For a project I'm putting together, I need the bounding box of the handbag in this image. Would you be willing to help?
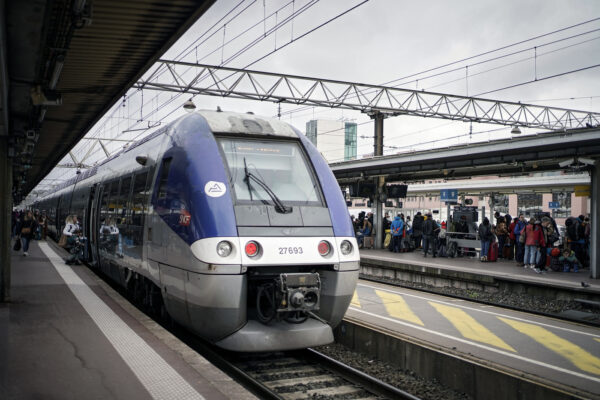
[21,227,31,235]
[58,234,68,248]
[13,239,21,251]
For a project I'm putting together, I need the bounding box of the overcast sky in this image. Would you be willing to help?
[40,0,600,188]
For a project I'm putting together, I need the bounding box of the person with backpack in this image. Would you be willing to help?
[513,214,526,266]
[534,218,550,273]
[566,215,586,268]
[390,214,404,253]
[478,217,493,262]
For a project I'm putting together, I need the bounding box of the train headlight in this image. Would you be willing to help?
[318,240,331,256]
[216,241,232,257]
[245,240,260,257]
[340,240,353,255]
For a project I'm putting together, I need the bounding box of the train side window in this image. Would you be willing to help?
[131,172,148,227]
[108,180,120,214]
[157,158,172,199]
[118,176,132,225]
[128,171,149,260]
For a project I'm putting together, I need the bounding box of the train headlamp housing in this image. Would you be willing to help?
[216,241,232,257]
[340,240,353,255]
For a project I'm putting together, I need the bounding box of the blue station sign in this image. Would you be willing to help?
[440,189,458,203]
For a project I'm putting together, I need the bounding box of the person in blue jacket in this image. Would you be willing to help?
[390,214,404,253]
[513,214,526,266]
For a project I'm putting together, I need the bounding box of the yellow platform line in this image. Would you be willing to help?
[499,317,600,376]
[430,302,516,352]
[375,290,424,326]
[351,291,361,308]
[595,338,600,344]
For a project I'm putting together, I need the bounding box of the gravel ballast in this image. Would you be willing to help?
[315,343,471,400]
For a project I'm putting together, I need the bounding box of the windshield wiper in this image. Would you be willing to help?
[244,158,293,214]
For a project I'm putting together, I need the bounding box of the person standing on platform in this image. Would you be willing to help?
[390,214,404,253]
[478,217,492,261]
[524,218,545,269]
[413,212,424,249]
[514,214,526,266]
[494,217,507,259]
[17,210,38,256]
[422,213,438,257]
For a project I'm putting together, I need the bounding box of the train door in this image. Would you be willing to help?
[88,184,99,266]
[54,195,62,236]
[95,182,111,272]
[147,158,171,263]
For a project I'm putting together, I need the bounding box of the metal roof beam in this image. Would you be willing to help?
[136,61,600,131]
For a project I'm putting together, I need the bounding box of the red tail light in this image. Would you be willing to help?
[245,241,259,257]
[318,240,331,256]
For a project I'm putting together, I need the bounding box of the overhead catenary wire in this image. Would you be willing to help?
[57,0,370,176]
[278,18,600,118]
[116,0,370,145]
[81,0,310,154]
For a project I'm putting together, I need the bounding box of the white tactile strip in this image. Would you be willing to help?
[39,242,205,400]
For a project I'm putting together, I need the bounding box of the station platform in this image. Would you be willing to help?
[0,240,256,400]
[359,248,599,297]
[346,279,600,399]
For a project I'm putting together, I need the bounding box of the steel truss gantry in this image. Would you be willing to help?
[136,60,600,131]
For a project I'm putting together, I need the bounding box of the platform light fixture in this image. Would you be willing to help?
[511,126,522,135]
[183,98,196,112]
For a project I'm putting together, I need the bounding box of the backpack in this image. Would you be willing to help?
[519,227,526,243]
[565,217,580,241]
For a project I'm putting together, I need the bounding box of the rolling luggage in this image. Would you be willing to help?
[487,241,498,262]
[363,236,374,249]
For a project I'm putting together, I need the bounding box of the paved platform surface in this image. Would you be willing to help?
[348,279,600,398]
[359,248,599,293]
[0,240,255,400]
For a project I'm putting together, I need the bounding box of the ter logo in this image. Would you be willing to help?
[179,209,191,226]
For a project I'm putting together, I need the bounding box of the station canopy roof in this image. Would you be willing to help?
[3,0,214,201]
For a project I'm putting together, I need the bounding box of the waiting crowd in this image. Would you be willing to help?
[352,210,590,274]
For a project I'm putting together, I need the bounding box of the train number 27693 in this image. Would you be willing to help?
[279,246,303,255]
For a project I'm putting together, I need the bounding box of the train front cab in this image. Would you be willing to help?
[151,111,359,352]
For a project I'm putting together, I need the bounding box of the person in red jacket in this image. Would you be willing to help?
[522,219,546,269]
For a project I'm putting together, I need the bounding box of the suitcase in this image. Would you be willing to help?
[549,256,562,272]
[502,242,514,260]
[363,236,374,249]
[487,242,498,262]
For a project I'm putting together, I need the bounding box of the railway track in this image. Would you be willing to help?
[186,334,420,400]
[231,349,420,400]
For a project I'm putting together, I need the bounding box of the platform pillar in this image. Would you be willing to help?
[0,136,11,302]
[590,164,599,279]
[372,112,384,249]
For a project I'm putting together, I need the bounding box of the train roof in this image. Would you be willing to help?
[197,110,297,138]
[40,111,299,197]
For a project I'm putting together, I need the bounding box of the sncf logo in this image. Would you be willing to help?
[204,181,226,198]
[179,209,191,226]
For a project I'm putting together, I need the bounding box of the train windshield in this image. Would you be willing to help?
[218,138,322,206]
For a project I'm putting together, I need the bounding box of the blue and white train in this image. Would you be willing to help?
[34,110,359,352]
